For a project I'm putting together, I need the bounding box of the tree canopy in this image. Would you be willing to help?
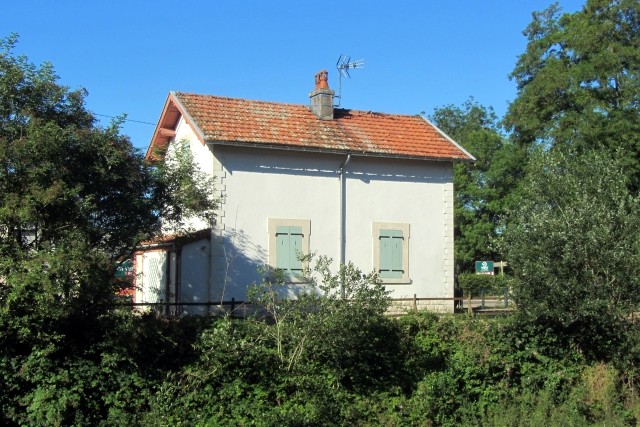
[431,99,527,273]
[504,0,640,183]
[499,0,640,355]
[0,34,215,264]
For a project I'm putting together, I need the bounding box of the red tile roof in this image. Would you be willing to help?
[146,92,474,162]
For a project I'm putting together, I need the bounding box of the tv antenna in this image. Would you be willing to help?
[335,54,364,107]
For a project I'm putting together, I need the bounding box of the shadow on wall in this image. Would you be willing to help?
[215,226,266,303]
[218,145,450,185]
[216,226,321,304]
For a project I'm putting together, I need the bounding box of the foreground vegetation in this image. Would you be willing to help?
[140,306,640,426]
[5,280,640,426]
[3,256,640,426]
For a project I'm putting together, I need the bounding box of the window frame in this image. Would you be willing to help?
[268,218,311,282]
[372,222,410,284]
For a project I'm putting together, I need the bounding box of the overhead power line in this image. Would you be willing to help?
[94,113,156,126]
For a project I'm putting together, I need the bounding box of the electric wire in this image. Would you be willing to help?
[93,113,155,126]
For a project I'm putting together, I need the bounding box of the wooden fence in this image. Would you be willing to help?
[122,292,513,317]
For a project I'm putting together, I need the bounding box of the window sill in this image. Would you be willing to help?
[268,269,310,285]
[380,277,412,285]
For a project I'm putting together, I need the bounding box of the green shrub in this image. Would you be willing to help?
[145,255,401,425]
[458,273,513,297]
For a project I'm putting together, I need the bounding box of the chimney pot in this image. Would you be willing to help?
[315,70,330,90]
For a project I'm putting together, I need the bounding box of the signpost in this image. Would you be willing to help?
[475,260,494,275]
[115,260,135,302]
[115,259,133,279]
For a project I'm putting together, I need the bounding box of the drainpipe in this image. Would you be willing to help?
[338,154,352,299]
[207,228,213,316]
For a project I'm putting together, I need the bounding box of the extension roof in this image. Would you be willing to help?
[146,91,474,162]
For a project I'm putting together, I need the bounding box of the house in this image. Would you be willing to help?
[135,70,474,314]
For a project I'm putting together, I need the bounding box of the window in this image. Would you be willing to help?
[373,222,410,283]
[268,219,310,280]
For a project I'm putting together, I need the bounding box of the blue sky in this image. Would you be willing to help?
[3,1,585,149]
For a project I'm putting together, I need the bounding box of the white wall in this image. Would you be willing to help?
[210,145,455,305]
[344,157,454,300]
[209,146,341,302]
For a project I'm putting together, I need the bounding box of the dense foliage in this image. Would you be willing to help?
[430,100,527,272]
[142,308,640,427]
[457,272,513,298]
[443,0,640,273]
[504,0,640,185]
[7,301,640,426]
[6,251,639,426]
[500,149,640,359]
[0,35,216,426]
[497,0,640,364]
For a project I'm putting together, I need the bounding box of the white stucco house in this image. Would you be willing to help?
[134,70,474,314]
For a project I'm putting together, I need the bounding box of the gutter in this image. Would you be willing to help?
[206,139,470,162]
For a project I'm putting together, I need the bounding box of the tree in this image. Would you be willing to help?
[0,34,216,425]
[0,35,215,263]
[430,99,527,272]
[500,149,640,358]
[0,32,215,346]
[500,0,640,360]
[504,0,640,185]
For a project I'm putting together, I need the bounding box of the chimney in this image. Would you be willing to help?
[309,70,334,120]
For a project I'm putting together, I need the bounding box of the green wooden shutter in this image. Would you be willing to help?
[379,233,391,275]
[379,229,403,278]
[289,226,303,277]
[275,225,304,278]
[275,226,290,270]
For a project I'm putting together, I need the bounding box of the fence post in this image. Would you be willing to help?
[231,297,235,314]
[413,294,417,311]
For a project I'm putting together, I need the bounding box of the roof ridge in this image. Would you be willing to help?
[175,92,305,108]
[175,91,421,118]
[334,108,420,119]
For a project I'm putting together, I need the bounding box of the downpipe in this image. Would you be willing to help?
[338,154,352,299]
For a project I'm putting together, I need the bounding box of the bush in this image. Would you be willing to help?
[145,255,402,425]
[500,149,640,359]
[458,273,513,297]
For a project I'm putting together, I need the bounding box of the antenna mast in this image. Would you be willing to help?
[335,54,364,107]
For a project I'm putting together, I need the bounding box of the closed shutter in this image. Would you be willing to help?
[276,226,290,270]
[379,229,403,278]
[276,226,304,277]
[289,226,303,276]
